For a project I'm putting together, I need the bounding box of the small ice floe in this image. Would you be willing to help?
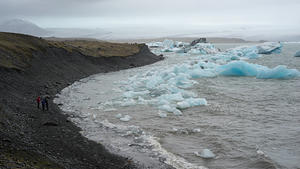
[256,150,266,156]
[159,104,182,116]
[92,114,97,119]
[173,109,183,116]
[104,108,117,112]
[120,115,132,122]
[194,149,216,159]
[158,111,167,118]
[256,146,267,157]
[172,127,178,132]
[256,42,282,54]
[294,51,300,57]
[176,98,207,109]
[192,128,201,133]
[115,113,122,118]
[82,97,91,101]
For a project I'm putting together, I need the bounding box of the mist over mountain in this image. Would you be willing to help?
[0,19,50,36]
[0,19,299,42]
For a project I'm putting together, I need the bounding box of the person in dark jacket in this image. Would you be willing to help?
[45,97,49,111]
[41,97,46,111]
[36,96,41,109]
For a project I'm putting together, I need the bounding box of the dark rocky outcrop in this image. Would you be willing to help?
[190,38,207,46]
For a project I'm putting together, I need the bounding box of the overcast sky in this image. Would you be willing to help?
[0,0,299,28]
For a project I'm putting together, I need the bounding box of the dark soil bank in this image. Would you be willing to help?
[0,34,164,168]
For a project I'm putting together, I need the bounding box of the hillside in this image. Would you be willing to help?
[0,32,145,70]
[0,32,166,169]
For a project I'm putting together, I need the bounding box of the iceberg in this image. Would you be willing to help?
[217,61,300,79]
[217,61,259,76]
[177,98,207,109]
[106,40,296,118]
[162,39,175,49]
[159,104,175,112]
[294,51,300,57]
[172,47,185,53]
[158,111,167,118]
[256,42,282,54]
[158,104,182,115]
[158,39,219,55]
[194,149,215,159]
[146,42,163,48]
[120,115,132,122]
[115,113,122,118]
[173,108,183,116]
[188,43,219,55]
[192,128,201,133]
[211,42,282,62]
[161,48,173,52]
[256,65,300,79]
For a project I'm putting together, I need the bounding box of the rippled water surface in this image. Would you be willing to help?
[55,43,300,169]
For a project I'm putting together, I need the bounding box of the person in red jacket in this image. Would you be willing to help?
[36,96,41,109]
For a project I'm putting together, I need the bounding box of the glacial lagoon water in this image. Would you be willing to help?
[55,42,300,169]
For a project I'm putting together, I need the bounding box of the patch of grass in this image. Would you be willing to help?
[48,40,141,57]
[0,32,142,70]
[0,32,49,69]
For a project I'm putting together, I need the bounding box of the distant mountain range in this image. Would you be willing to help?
[0,19,299,42]
[0,19,50,36]
[0,19,111,39]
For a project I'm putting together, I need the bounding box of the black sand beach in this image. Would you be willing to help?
[0,32,166,168]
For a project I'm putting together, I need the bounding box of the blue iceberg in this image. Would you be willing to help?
[294,51,300,57]
[257,65,300,79]
[217,61,260,76]
[211,42,282,62]
[217,61,300,79]
[256,42,282,54]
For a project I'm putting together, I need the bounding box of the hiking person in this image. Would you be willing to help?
[36,96,41,109]
[45,96,49,111]
[41,96,46,111]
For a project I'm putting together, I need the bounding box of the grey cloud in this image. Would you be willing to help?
[0,0,299,28]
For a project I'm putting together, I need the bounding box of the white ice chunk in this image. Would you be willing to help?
[158,111,168,118]
[159,93,184,102]
[120,115,132,122]
[172,47,185,53]
[195,149,216,159]
[192,128,201,132]
[177,98,207,109]
[162,39,175,48]
[159,104,174,112]
[121,99,136,106]
[115,113,122,118]
[104,108,117,112]
[257,42,282,54]
[172,108,183,116]
[256,150,265,156]
[123,90,150,98]
[146,41,163,48]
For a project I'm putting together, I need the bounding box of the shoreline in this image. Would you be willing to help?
[0,32,169,168]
